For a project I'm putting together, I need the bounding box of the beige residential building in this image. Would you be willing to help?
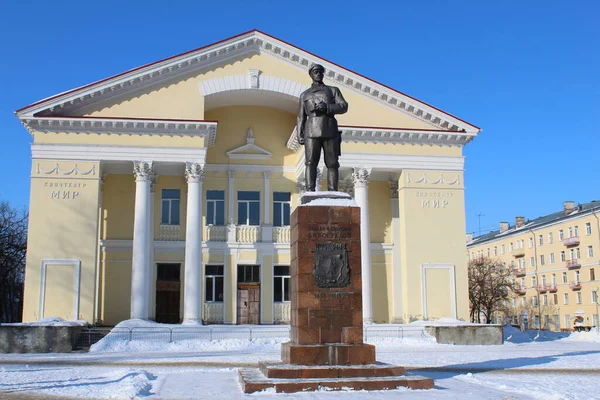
[17,30,479,326]
[467,201,600,330]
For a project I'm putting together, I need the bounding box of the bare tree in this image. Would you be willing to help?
[468,257,515,323]
[0,201,28,322]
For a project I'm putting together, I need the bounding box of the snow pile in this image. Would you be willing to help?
[91,336,284,353]
[2,317,88,327]
[503,325,570,343]
[564,329,600,343]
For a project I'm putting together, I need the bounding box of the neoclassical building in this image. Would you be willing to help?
[17,30,479,326]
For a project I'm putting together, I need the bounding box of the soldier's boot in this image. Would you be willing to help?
[306,164,317,192]
[327,168,339,191]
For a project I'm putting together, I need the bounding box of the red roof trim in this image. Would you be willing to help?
[17,29,479,131]
[29,115,219,123]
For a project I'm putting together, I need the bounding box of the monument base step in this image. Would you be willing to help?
[281,341,376,365]
[238,363,434,393]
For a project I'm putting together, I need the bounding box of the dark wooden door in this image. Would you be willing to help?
[155,263,181,323]
[237,285,260,324]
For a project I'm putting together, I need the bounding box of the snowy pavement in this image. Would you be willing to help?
[1,327,600,399]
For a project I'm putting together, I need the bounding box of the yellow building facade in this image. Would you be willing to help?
[17,30,479,326]
[467,201,600,330]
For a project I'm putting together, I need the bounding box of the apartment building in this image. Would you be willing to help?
[467,201,600,331]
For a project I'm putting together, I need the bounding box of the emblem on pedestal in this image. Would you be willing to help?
[312,243,350,288]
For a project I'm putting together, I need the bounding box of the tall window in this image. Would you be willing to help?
[161,189,181,225]
[592,290,598,303]
[501,244,505,254]
[591,268,596,281]
[494,246,498,256]
[273,192,291,226]
[538,235,543,246]
[562,272,568,283]
[532,296,538,306]
[568,227,573,237]
[550,253,555,264]
[575,270,580,283]
[559,229,564,241]
[551,273,556,286]
[588,246,594,258]
[237,191,260,225]
[576,247,581,259]
[532,276,537,287]
[586,222,592,235]
[543,294,548,306]
[560,251,566,262]
[548,232,553,244]
[509,243,513,252]
[540,255,545,266]
[576,292,582,304]
[528,237,533,248]
[206,190,225,226]
[575,226,579,237]
[273,266,290,302]
[530,257,535,267]
[564,293,569,305]
[205,265,224,302]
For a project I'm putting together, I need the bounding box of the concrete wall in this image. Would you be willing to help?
[0,326,83,353]
[425,325,504,345]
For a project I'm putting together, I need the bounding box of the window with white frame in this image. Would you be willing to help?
[588,246,594,258]
[494,246,497,256]
[575,270,580,283]
[206,190,225,226]
[237,191,260,225]
[528,237,533,248]
[542,275,547,285]
[161,189,181,225]
[575,225,579,237]
[576,292,582,304]
[559,229,564,241]
[564,293,569,305]
[586,222,592,235]
[205,265,224,302]
[543,294,548,306]
[273,265,290,302]
[530,257,535,267]
[521,297,526,306]
[550,253,555,264]
[540,255,545,266]
[509,242,513,252]
[501,244,505,254]
[568,227,573,237]
[512,298,517,307]
[532,296,538,306]
[592,290,598,303]
[553,293,558,304]
[487,248,490,257]
[576,247,581,259]
[562,272,568,283]
[273,192,291,226]
[532,276,537,287]
[591,268,595,281]
[533,315,540,329]
[538,235,543,245]
[561,251,566,262]
[570,249,575,260]
[551,273,556,286]
[520,239,525,248]
[548,232,553,244]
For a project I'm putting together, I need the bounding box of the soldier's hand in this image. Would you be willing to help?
[316,102,328,114]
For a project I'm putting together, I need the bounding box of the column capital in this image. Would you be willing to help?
[228,170,235,179]
[352,168,371,188]
[185,162,205,183]
[133,161,154,181]
[388,180,399,198]
[263,171,271,179]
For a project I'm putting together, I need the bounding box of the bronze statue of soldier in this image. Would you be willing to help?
[297,64,348,191]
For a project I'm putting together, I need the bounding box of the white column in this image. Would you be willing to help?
[148,176,157,319]
[389,180,404,323]
[131,161,153,319]
[262,171,272,242]
[226,170,236,242]
[353,167,373,324]
[183,162,205,323]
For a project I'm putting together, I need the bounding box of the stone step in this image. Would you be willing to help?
[238,367,434,394]
[259,361,405,379]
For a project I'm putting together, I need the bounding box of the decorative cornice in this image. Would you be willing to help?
[352,168,371,187]
[133,161,154,181]
[407,173,460,185]
[287,126,476,152]
[185,162,205,183]
[226,128,272,160]
[17,30,478,134]
[22,116,218,146]
[36,162,96,176]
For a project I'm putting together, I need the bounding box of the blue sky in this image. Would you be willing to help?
[1,0,599,236]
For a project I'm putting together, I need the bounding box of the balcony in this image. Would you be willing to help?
[566,259,581,269]
[273,226,291,244]
[548,283,558,292]
[159,224,180,241]
[513,248,525,258]
[537,284,548,293]
[513,267,526,277]
[205,225,227,242]
[563,236,580,247]
[569,281,582,290]
[236,226,262,243]
[515,285,527,295]
[203,225,291,244]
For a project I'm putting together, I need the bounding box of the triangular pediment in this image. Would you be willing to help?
[16,30,479,136]
[226,128,272,160]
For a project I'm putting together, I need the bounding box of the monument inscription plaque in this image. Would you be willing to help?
[312,243,350,288]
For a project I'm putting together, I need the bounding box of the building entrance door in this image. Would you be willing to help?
[237,265,260,324]
[155,263,181,323]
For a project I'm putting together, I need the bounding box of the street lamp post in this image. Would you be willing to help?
[592,286,599,333]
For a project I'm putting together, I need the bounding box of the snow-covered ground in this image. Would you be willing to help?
[1,324,600,399]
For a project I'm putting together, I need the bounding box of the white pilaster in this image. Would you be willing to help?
[262,171,272,242]
[353,168,373,324]
[183,162,205,323]
[227,170,236,242]
[131,161,153,319]
[389,180,404,323]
